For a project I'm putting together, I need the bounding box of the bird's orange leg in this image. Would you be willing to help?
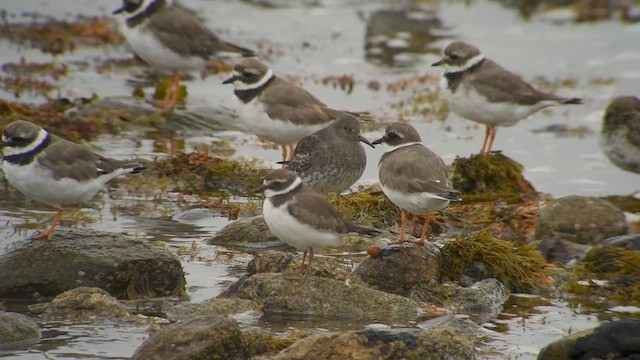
[34,208,64,240]
[396,210,407,244]
[486,127,497,154]
[280,145,288,167]
[288,144,296,161]
[414,214,431,246]
[304,247,315,279]
[479,125,491,154]
[300,249,308,273]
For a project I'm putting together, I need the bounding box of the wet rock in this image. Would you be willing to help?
[535,196,628,245]
[451,152,536,198]
[537,319,640,360]
[458,260,493,287]
[0,312,41,350]
[39,287,132,321]
[223,273,420,322]
[167,298,260,322]
[132,316,249,360]
[354,243,439,296]
[207,216,292,251]
[601,233,640,250]
[274,327,475,360]
[535,238,592,264]
[0,229,186,300]
[248,250,363,284]
[452,278,509,324]
[418,314,484,338]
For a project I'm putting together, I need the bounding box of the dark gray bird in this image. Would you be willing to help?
[284,115,374,204]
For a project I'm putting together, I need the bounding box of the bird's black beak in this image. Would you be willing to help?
[222,75,237,84]
[253,185,266,194]
[431,59,444,67]
[359,135,375,149]
[371,135,387,146]
[112,6,126,15]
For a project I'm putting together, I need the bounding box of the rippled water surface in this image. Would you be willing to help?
[0,0,639,358]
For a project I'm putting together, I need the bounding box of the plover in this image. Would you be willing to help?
[0,121,144,240]
[373,122,461,244]
[600,96,640,174]
[284,115,374,203]
[113,0,255,110]
[223,58,369,162]
[432,41,582,154]
[255,169,379,275]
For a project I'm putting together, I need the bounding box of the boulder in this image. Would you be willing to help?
[207,216,292,251]
[274,327,476,360]
[537,319,640,360]
[247,250,363,284]
[132,316,249,360]
[536,196,628,245]
[452,278,508,323]
[0,312,41,350]
[39,287,132,321]
[355,243,439,296]
[167,298,260,322]
[223,273,420,322]
[0,229,186,300]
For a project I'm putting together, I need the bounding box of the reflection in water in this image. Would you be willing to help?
[365,6,445,67]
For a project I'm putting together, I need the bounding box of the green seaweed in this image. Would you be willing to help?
[439,231,549,292]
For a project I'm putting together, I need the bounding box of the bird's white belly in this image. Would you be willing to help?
[262,199,341,250]
[2,161,108,208]
[119,23,204,72]
[443,79,552,126]
[233,97,332,145]
[380,184,449,215]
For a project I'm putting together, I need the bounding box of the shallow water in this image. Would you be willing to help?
[0,0,639,358]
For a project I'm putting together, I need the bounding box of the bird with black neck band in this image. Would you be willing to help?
[432,41,582,154]
[113,0,255,110]
[0,120,144,240]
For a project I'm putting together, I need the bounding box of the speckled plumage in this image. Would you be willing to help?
[287,115,371,195]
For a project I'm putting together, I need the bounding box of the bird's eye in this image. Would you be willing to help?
[9,136,26,144]
[449,54,460,60]
[241,71,254,78]
[387,132,398,139]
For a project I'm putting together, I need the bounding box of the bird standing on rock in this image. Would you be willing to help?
[255,169,379,276]
[373,122,461,245]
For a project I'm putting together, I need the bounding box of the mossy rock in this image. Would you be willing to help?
[439,232,549,293]
[566,246,640,306]
[602,194,640,213]
[274,328,476,360]
[132,316,249,360]
[451,152,536,201]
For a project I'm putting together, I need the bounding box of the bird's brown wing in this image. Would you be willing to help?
[469,60,568,105]
[380,146,458,198]
[288,133,325,172]
[261,78,347,125]
[287,192,351,234]
[37,137,99,181]
[147,6,253,59]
